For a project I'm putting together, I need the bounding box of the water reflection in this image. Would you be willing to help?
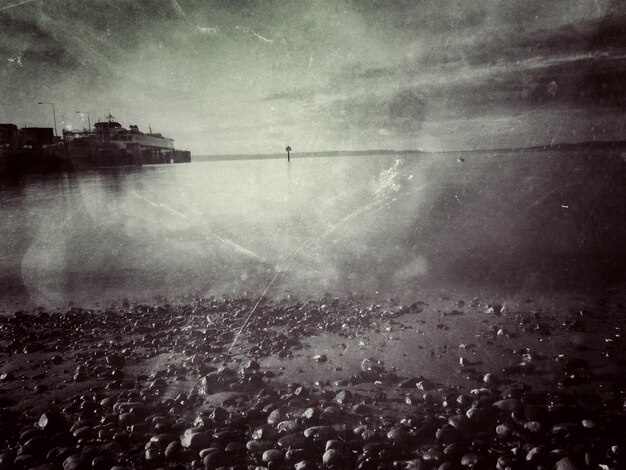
[1,151,625,309]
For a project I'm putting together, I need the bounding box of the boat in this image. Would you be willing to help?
[0,114,191,175]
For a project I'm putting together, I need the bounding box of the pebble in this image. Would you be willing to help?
[180,430,212,450]
[247,440,275,453]
[164,440,182,459]
[495,423,513,438]
[267,408,287,425]
[63,454,88,470]
[38,412,67,432]
[277,433,308,449]
[262,449,284,463]
[524,421,542,433]
[493,398,521,411]
[387,426,410,446]
[276,420,301,434]
[303,426,334,441]
[150,433,178,446]
[0,298,623,470]
[294,461,317,470]
[322,449,343,466]
[555,457,583,470]
[144,447,162,461]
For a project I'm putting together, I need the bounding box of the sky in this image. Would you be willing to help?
[1,0,626,155]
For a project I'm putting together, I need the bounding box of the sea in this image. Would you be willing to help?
[1,150,625,311]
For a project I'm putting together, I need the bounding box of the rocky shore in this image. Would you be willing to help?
[0,295,625,469]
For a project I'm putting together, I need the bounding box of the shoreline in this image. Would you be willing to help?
[1,295,625,469]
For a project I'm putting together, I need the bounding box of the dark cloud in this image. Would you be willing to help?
[457,13,626,67]
[449,56,626,115]
[525,57,626,109]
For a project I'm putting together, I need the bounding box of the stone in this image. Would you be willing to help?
[164,440,182,460]
[21,436,50,456]
[322,449,343,466]
[303,426,334,441]
[180,430,212,450]
[276,421,301,434]
[277,433,308,449]
[460,453,479,466]
[334,390,352,404]
[495,424,512,438]
[361,358,385,373]
[38,412,67,433]
[493,399,521,412]
[145,448,162,461]
[63,454,89,470]
[387,427,410,447]
[267,408,287,425]
[247,440,275,453]
[555,457,582,470]
[294,461,317,470]
[262,449,284,463]
[150,433,178,447]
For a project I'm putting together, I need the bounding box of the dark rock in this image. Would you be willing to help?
[62,454,89,470]
[150,433,178,447]
[21,435,50,456]
[145,448,162,461]
[495,424,513,438]
[387,427,410,447]
[118,413,138,427]
[180,430,212,450]
[72,426,92,440]
[267,408,287,425]
[322,449,343,467]
[460,453,479,466]
[203,449,228,468]
[38,412,67,433]
[493,399,521,412]
[277,433,308,449]
[276,420,301,434]
[303,426,334,441]
[262,449,284,463]
[294,461,317,470]
[247,440,275,453]
[210,407,229,422]
[555,457,583,470]
[92,455,115,470]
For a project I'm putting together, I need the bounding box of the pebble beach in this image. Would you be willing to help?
[1,294,625,470]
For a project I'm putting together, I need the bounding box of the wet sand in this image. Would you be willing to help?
[1,294,625,469]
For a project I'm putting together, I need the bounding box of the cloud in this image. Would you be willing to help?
[388,89,427,125]
[264,88,316,101]
[171,0,185,17]
[2,0,626,153]
[323,88,428,135]
[196,25,219,36]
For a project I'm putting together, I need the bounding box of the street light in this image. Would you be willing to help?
[76,111,91,132]
[38,101,57,137]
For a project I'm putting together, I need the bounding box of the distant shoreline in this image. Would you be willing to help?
[194,139,626,162]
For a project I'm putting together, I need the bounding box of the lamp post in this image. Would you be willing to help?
[76,111,91,132]
[38,101,57,137]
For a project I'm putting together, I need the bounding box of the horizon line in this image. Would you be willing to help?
[192,139,626,159]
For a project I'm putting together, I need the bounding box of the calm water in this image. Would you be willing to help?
[1,151,626,309]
